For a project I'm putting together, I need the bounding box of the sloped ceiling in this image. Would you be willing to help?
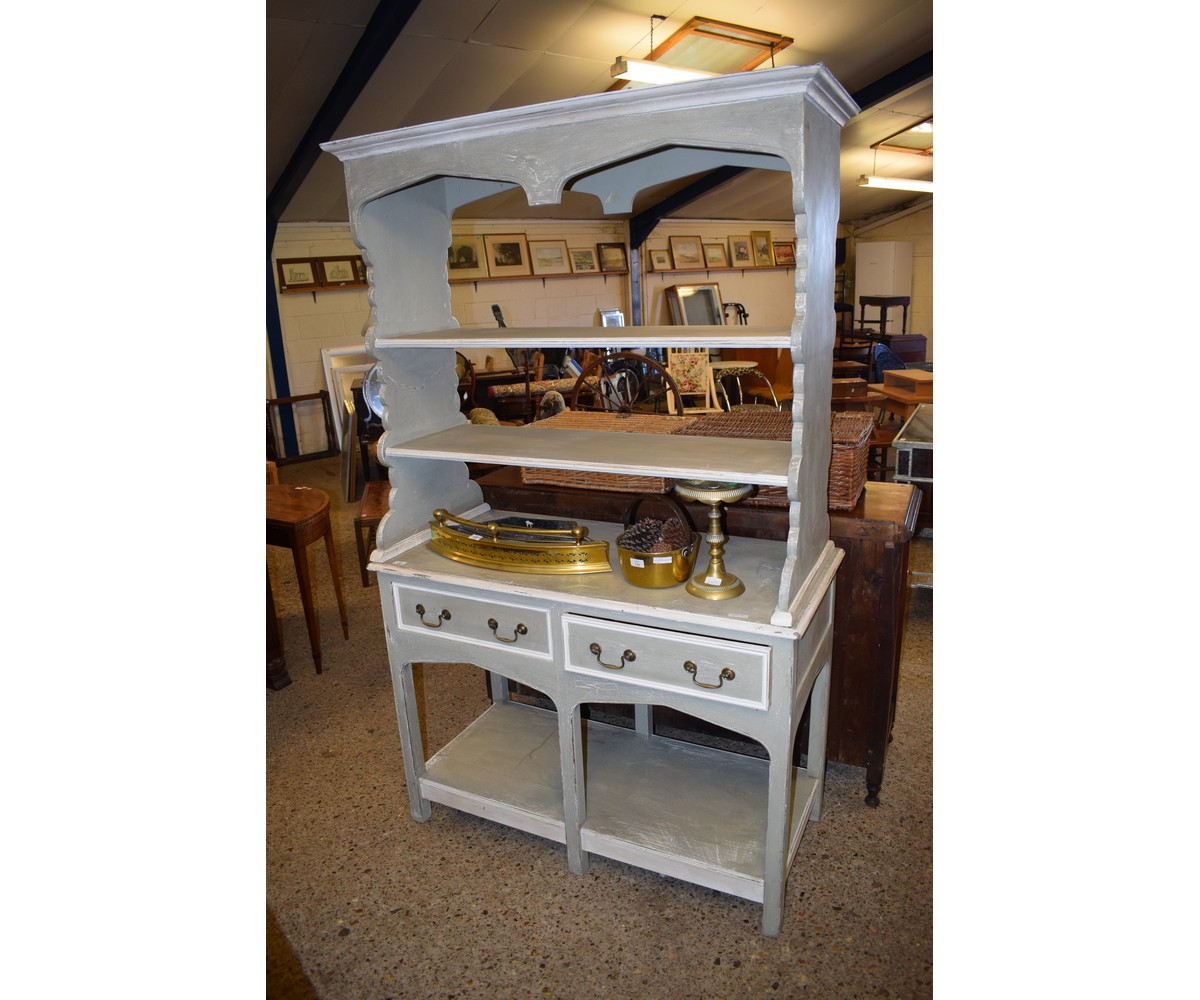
[267,0,933,228]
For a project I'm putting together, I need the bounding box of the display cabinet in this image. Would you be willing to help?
[322,65,857,936]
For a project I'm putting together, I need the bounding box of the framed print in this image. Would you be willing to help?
[483,234,531,277]
[772,241,797,267]
[666,283,724,326]
[276,257,319,292]
[569,247,599,273]
[751,230,775,267]
[703,242,730,268]
[448,234,488,280]
[596,242,629,272]
[528,239,572,276]
[728,235,753,267]
[648,247,673,271]
[668,235,705,270]
[316,255,366,288]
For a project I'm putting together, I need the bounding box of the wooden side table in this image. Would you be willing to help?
[266,484,349,673]
[827,482,921,804]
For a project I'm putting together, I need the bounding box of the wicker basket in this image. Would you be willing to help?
[674,410,792,507]
[520,410,698,493]
[673,408,875,511]
[827,411,875,510]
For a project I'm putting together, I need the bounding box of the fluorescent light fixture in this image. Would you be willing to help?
[610,56,717,85]
[857,175,934,193]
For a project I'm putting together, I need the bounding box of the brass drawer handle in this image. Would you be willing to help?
[589,642,635,670]
[683,661,735,689]
[488,617,528,643]
[414,604,451,628]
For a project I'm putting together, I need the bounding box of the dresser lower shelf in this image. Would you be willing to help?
[419,699,818,902]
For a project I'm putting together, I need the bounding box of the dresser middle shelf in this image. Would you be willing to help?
[383,424,791,487]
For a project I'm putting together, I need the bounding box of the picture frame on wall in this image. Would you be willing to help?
[772,241,797,267]
[648,247,673,271]
[317,255,367,288]
[528,239,573,276]
[668,235,704,270]
[568,247,599,273]
[666,283,724,326]
[483,234,532,277]
[276,257,319,292]
[596,243,629,272]
[728,235,753,267]
[703,243,730,268]
[751,230,775,267]
[448,234,489,280]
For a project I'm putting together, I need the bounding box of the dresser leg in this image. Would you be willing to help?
[394,660,431,822]
[558,701,588,875]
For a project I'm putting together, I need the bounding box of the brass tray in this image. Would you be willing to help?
[427,509,612,575]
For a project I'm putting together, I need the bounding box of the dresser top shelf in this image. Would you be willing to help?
[374,325,792,349]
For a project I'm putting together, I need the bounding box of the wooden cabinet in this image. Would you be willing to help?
[321,66,857,937]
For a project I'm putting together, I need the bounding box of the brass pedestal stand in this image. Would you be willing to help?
[672,480,754,600]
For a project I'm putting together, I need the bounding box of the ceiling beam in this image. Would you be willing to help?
[850,52,932,113]
[267,0,422,224]
[629,166,749,249]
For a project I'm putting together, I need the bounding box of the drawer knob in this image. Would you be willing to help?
[683,661,735,689]
[589,642,635,670]
[488,618,528,644]
[414,604,451,628]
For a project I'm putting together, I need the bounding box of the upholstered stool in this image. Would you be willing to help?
[266,484,349,673]
[354,479,390,587]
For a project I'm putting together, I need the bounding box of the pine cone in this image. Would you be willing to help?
[660,518,689,549]
[620,517,664,552]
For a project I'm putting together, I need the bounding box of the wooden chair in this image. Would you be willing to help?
[665,348,722,414]
[354,479,390,587]
[266,484,349,673]
[731,348,792,408]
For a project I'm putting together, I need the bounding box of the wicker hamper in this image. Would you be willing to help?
[674,408,874,510]
[520,410,699,493]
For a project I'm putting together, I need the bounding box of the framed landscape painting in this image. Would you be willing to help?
[483,234,532,277]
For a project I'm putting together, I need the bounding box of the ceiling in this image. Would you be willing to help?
[267,0,933,229]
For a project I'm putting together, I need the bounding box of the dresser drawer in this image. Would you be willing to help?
[392,583,552,660]
[562,614,770,709]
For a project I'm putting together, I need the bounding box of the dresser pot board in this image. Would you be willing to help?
[322,65,858,937]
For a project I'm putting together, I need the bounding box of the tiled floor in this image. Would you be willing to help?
[267,457,933,999]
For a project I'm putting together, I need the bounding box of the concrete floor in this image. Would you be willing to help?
[267,456,932,999]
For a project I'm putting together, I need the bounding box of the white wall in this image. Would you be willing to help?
[271,224,371,455]
[846,206,933,360]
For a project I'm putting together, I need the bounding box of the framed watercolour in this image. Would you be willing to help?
[666,283,724,326]
[276,258,319,292]
[316,255,366,288]
[728,235,753,267]
[483,234,532,277]
[703,242,730,268]
[528,239,572,276]
[596,243,629,272]
[569,247,599,273]
[668,235,705,270]
[448,234,489,280]
[648,247,673,271]
[751,230,775,267]
[772,241,797,267]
